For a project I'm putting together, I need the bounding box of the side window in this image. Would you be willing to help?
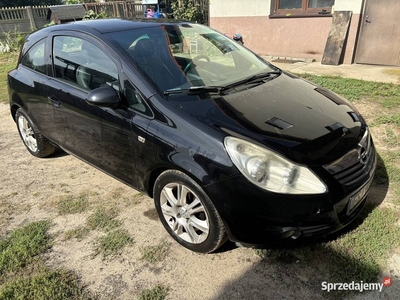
[275,0,335,15]
[53,36,118,91]
[21,40,46,74]
[124,80,152,117]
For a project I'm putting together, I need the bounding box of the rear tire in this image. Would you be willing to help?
[153,170,227,253]
[15,108,55,158]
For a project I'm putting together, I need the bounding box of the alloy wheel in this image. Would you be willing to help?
[18,115,38,152]
[160,182,210,244]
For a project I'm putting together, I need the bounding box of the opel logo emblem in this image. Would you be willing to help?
[358,145,367,164]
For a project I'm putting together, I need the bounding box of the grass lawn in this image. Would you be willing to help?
[0,221,93,299]
[0,52,17,104]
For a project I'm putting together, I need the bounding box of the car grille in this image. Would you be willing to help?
[332,148,374,186]
[324,128,375,188]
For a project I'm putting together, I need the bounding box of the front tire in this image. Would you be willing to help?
[15,108,55,158]
[153,170,227,253]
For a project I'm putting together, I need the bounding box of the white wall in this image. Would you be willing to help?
[333,0,364,13]
[210,0,272,17]
[210,0,364,18]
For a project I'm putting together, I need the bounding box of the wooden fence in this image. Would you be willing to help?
[0,1,209,40]
[0,1,143,39]
[0,6,49,37]
[84,1,143,19]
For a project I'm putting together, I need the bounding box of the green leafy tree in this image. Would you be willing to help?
[171,0,206,24]
[83,9,107,20]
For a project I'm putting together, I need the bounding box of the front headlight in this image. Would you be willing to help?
[224,137,327,194]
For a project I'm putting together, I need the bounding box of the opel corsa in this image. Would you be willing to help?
[8,19,377,253]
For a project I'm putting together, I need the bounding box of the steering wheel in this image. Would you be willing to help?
[183,54,211,74]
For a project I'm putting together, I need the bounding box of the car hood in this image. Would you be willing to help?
[173,73,365,166]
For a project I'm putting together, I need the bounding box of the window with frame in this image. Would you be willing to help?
[52,36,118,91]
[274,0,335,15]
[21,39,46,74]
[124,80,152,117]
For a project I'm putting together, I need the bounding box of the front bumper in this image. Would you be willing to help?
[203,144,377,246]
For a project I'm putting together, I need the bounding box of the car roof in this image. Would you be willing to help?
[20,18,195,61]
[44,18,189,34]
[73,18,189,33]
[26,18,192,44]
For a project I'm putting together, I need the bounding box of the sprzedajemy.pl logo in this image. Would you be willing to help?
[321,277,392,293]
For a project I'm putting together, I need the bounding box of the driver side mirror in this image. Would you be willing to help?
[85,85,120,108]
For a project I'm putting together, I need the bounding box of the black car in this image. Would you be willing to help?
[8,19,376,253]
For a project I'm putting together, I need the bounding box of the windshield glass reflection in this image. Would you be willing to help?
[107,23,276,97]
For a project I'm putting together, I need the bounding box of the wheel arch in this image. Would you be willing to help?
[10,93,24,121]
[10,104,22,121]
[146,167,168,198]
[145,163,207,199]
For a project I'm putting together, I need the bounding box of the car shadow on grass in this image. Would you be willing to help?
[212,153,396,299]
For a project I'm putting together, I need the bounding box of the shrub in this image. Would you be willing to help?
[83,9,107,20]
[0,30,25,53]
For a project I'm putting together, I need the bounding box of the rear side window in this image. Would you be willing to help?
[52,36,118,91]
[21,40,46,74]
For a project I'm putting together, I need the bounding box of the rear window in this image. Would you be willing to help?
[21,39,46,74]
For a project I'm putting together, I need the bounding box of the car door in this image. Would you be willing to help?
[100,76,153,188]
[46,33,145,187]
[44,34,105,165]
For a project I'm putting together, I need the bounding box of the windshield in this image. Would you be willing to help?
[107,23,277,97]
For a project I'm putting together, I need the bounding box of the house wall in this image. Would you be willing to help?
[210,0,364,64]
[210,0,273,17]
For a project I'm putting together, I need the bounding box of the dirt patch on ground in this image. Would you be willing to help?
[354,100,400,151]
[382,69,400,84]
[0,103,398,299]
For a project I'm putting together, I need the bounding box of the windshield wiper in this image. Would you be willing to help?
[164,86,223,96]
[164,71,282,96]
[245,70,282,83]
[222,70,282,91]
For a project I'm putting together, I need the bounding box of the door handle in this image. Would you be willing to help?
[365,16,371,23]
[48,96,60,107]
